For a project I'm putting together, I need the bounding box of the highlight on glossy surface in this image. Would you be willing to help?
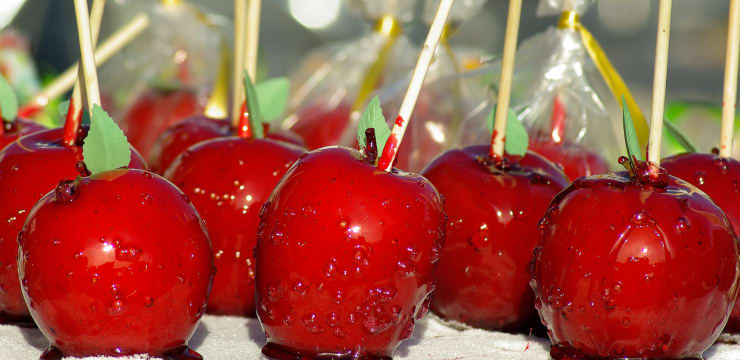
[19,168,213,358]
[423,145,568,332]
[532,168,739,359]
[0,127,145,322]
[165,136,305,315]
[255,146,445,358]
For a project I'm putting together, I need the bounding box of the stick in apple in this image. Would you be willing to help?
[490,0,523,160]
[18,14,150,118]
[377,0,455,172]
[63,0,106,146]
[231,0,247,127]
[646,0,672,167]
[236,0,262,138]
[721,0,740,158]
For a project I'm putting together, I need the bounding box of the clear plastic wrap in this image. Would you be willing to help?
[283,0,486,172]
[0,30,40,105]
[455,0,636,180]
[98,0,231,157]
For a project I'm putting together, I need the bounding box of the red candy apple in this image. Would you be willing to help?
[532,160,739,359]
[0,117,45,150]
[120,88,202,159]
[19,168,213,359]
[662,151,740,332]
[150,114,305,174]
[422,145,569,332]
[255,145,445,359]
[165,136,305,315]
[528,135,610,180]
[0,127,145,323]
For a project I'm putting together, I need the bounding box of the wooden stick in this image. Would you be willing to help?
[377,0,455,171]
[64,0,106,146]
[19,14,150,117]
[647,0,672,166]
[245,0,261,82]
[490,0,523,159]
[73,0,102,112]
[721,0,740,158]
[231,0,247,127]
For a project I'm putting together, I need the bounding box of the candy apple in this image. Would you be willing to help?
[422,145,569,332]
[532,160,739,359]
[0,117,44,150]
[165,136,305,315]
[0,127,145,323]
[528,135,610,180]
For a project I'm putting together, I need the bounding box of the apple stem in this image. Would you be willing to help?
[64,0,105,147]
[19,13,150,119]
[236,0,262,139]
[377,0,455,172]
[646,0,672,169]
[231,0,247,129]
[721,0,740,158]
[364,128,378,162]
[489,0,523,160]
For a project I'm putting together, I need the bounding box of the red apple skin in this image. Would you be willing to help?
[150,114,305,174]
[255,146,445,359]
[121,88,202,159]
[661,152,740,333]
[0,127,146,320]
[18,169,213,358]
[528,136,610,180]
[165,137,305,316]
[289,103,352,150]
[0,118,45,151]
[532,167,739,359]
[421,145,569,332]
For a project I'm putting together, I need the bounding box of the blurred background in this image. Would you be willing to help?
[6,0,731,103]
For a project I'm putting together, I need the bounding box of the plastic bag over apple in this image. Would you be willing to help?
[455,0,648,181]
[281,0,486,172]
[98,0,231,158]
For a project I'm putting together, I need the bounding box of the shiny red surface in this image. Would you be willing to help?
[0,128,145,318]
[532,169,739,359]
[165,137,305,316]
[150,115,306,174]
[528,136,610,180]
[422,145,569,331]
[662,152,740,333]
[255,146,445,358]
[0,117,45,150]
[121,89,202,159]
[19,169,213,357]
[290,104,352,150]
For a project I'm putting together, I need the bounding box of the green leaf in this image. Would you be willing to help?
[256,77,290,124]
[622,96,642,162]
[487,104,528,157]
[243,70,264,139]
[82,104,131,175]
[357,96,391,156]
[663,117,697,153]
[0,74,18,121]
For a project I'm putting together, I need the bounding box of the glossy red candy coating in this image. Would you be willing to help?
[528,136,610,180]
[422,145,569,331]
[661,152,740,332]
[532,169,739,359]
[0,118,45,150]
[255,146,445,358]
[0,127,146,318]
[121,89,201,159]
[150,115,306,174]
[165,137,305,315]
[19,169,213,357]
[290,103,352,150]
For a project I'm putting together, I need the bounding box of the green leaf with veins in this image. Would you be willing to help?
[82,104,131,175]
[256,77,290,125]
[357,96,390,158]
[0,74,18,121]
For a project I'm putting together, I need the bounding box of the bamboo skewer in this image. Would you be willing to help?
[721,0,740,158]
[646,0,672,166]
